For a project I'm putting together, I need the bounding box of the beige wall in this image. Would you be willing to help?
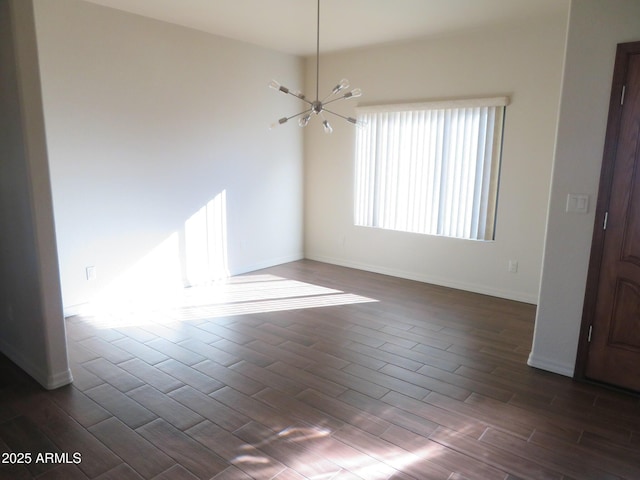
[33,0,305,314]
[303,12,569,304]
[0,0,71,389]
[531,0,640,376]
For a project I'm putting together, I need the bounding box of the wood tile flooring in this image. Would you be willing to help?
[1,260,639,479]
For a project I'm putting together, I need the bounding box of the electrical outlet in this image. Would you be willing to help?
[86,266,97,281]
[508,260,518,273]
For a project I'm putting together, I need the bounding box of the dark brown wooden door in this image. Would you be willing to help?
[583,43,640,392]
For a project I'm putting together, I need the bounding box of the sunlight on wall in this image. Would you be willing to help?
[92,232,184,315]
[89,191,230,318]
[83,186,376,330]
[184,190,229,286]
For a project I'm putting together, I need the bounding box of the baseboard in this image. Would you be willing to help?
[229,253,305,277]
[527,352,574,377]
[305,254,538,304]
[0,338,73,390]
[45,368,75,390]
[63,302,90,318]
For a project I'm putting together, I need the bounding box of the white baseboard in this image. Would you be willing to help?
[0,338,73,390]
[527,352,574,377]
[230,253,305,277]
[45,368,75,389]
[305,254,538,304]
[63,302,90,318]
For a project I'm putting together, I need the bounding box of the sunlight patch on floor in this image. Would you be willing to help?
[84,274,377,329]
[231,423,445,479]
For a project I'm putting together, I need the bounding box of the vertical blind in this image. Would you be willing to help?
[354,97,508,241]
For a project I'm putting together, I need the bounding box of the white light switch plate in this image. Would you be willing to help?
[566,194,589,214]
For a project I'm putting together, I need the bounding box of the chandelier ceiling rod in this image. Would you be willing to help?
[269,0,362,133]
[315,0,320,102]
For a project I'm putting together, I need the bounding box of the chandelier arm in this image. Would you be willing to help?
[284,108,314,122]
[323,107,358,124]
[287,91,314,105]
[321,91,340,104]
[323,95,351,106]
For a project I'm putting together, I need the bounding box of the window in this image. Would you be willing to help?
[354,97,508,241]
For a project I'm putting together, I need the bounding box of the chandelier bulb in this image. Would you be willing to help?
[269,79,290,94]
[332,78,350,94]
[342,88,362,99]
[323,120,333,134]
[299,114,311,127]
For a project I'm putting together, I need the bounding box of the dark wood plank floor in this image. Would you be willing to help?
[1,260,639,479]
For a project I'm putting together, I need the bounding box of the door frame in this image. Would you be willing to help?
[575,41,640,382]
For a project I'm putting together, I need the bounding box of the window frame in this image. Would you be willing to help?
[354,96,509,241]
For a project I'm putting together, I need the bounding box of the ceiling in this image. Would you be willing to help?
[81,0,568,56]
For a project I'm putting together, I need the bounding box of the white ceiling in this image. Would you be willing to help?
[81,0,568,56]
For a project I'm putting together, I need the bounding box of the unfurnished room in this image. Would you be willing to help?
[1,0,639,479]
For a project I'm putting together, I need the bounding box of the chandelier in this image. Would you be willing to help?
[269,0,362,133]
